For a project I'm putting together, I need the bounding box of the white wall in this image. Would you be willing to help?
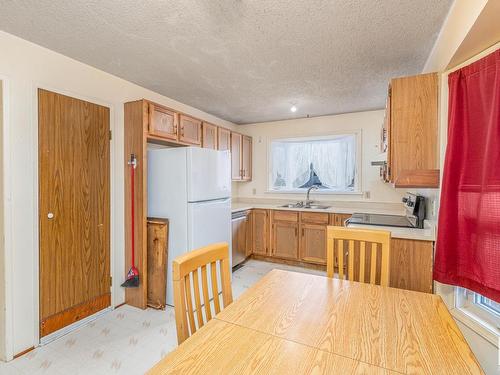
[0,30,236,358]
[234,111,406,204]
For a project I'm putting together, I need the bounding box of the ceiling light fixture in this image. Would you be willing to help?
[290,105,297,113]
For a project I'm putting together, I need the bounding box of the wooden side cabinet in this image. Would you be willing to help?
[147,218,169,309]
[251,209,269,256]
[202,122,218,149]
[179,114,202,145]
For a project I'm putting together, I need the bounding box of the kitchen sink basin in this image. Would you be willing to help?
[279,203,331,210]
[304,205,331,210]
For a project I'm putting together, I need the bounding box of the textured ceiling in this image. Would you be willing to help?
[0,0,453,124]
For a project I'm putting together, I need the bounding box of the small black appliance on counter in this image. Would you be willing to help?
[346,193,426,229]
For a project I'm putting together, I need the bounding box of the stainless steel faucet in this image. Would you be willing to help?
[305,185,319,207]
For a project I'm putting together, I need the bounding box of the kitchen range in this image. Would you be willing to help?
[347,193,427,229]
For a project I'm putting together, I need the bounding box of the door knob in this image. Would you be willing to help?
[47,212,54,219]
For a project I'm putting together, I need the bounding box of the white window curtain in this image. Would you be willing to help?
[270,134,356,192]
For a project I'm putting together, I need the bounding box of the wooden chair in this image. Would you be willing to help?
[172,242,233,344]
[326,226,391,286]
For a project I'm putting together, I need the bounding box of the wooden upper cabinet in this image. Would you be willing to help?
[241,135,252,181]
[202,122,218,149]
[231,132,242,180]
[252,209,268,256]
[148,103,178,141]
[387,73,439,188]
[218,127,231,151]
[179,114,202,145]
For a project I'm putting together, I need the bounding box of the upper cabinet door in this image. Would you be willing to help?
[218,127,231,151]
[202,122,218,149]
[231,132,242,180]
[179,115,202,145]
[241,135,252,181]
[148,103,178,140]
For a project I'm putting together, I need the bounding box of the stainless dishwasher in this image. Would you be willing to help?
[231,210,249,269]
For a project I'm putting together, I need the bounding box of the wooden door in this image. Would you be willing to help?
[251,209,268,255]
[272,221,299,260]
[231,132,242,180]
[148,103,178,141]
[179,114,202,145]
[38,89,110,337]
[202,122,218,149]
[218,127,231,151]
[241,135,252,181]
[300,224,327,264]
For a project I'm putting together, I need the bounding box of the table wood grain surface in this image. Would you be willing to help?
[148,269,483,374]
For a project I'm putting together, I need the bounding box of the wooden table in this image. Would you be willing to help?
[148,269,483,374]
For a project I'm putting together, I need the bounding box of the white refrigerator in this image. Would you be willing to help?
[148,147,232,306]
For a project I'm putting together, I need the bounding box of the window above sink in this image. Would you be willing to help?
[268,133,361,194]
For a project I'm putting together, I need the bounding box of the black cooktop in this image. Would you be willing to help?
[347,213,415,228]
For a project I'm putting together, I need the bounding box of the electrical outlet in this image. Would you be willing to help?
[364,191,370,199]
[252,188,257,195]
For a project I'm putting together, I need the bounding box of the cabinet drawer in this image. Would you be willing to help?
[273,210,298,222]
[301,212,329,225]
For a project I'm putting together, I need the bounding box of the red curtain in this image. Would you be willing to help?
[434,49,500,302]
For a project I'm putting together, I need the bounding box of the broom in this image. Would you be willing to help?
[122,154,139,288]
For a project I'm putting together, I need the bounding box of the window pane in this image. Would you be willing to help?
[479,296,500,316]
[270,135,356,192]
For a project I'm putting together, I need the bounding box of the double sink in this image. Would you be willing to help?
[279,202,331,210]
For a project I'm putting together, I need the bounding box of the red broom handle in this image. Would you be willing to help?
[130,155,135,267]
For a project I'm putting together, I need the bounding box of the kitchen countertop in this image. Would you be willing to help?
[231,202,436,242]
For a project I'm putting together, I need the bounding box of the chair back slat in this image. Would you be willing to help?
[338,239,344,279]
[183,274,196,335]
[172,243,233,344]
[201,265,212,321]
[210,261,221,314]
[192,269,204,328]
[370,244,377,284]
[327,227,391,287]
[359,242,366,283]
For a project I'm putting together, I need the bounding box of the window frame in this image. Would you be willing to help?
[436,282,500,347]
[266,131,363,195]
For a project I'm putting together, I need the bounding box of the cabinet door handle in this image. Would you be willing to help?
[295,228,298,237]
[302,228,304,236]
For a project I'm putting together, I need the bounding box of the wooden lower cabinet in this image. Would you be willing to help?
[251,209,269,256]
[389,238,434,293]
[247,209,434,294]
[300,223,327,264]
[272,221,299,260]
[329,213,351,226]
